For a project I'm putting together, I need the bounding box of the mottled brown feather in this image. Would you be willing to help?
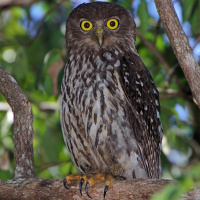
[60,2,162,179]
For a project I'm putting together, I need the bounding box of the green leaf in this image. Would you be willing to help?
[0,169,12,181]
[57,66,65,93]
[119,0,132,10]
[181,0,200,36]
[181,0,197,22]
[138,0,149,33]
[190,2,200,36]
[44,49,61,67]
[44,74,53,95]
[12,47,28,80]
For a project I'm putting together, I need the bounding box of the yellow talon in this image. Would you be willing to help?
[63,173,114,198]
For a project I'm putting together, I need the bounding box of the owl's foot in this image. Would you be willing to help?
[63,173,114,198]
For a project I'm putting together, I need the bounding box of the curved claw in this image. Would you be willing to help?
[79,178,85,195]
[85,181,92,199]
[104,185,109,198]
[63,178,69,190]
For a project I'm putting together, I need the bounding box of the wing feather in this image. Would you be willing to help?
[118,52,162,178]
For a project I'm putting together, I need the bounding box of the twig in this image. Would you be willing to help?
[188,138,200,158]
[137,30,170,71]
[136,30,187,91]
[0,101,59,111]
[158,88,192,101]
[164,63,179,87]
[19,5,60,46]
[192,34,200,50]
[35,160,71,173]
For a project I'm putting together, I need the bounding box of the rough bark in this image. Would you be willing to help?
[0,179,172,200]
[0,68,35,178]
[1,179,200,200]
[154,0,200,110]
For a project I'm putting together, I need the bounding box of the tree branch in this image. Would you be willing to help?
[0,68,35,178]
[154,0,200,109]
[137,30,170,72]
[0,179,173,200]
[0,101,59,111]
[158,88,193,101]
[1,178,200,200]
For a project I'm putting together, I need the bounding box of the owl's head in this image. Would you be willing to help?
[66,2,136,52]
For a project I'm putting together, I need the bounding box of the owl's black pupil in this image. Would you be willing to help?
[84,22,90,28]
[110,21,116,27]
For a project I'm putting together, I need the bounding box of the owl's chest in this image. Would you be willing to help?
[65,56,125,107]
[63,59,129,142]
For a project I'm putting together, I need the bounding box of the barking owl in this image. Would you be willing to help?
[60,1,162,197]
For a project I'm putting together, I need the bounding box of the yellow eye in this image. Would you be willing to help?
[80,20,93,31]
[107,19,119,30]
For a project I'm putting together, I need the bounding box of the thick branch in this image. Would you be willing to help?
[0,68,35,178]
[0,179,200,200]
[154,0,200,109]
[0,179,172,200]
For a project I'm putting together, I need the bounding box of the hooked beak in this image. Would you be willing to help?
[95,27,104,47]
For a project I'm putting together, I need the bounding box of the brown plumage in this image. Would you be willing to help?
[60,2,162,180]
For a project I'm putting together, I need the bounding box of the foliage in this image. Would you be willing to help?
[0,0,200,198]
[151,162,200,200]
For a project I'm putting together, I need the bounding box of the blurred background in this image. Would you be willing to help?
[0,0,200,193]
